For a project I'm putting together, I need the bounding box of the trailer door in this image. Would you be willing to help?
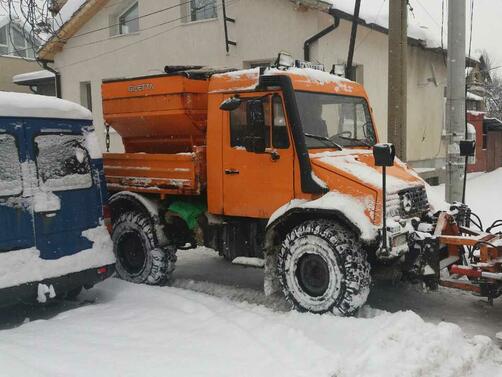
[222,94,294,218]
[0,123,34,252]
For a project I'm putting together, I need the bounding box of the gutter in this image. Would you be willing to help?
[304,9,340,62]
[40,60,62,99]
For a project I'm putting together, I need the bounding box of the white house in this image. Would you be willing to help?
[38,0,450,178]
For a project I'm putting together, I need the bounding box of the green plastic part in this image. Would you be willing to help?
[168,200,207,230]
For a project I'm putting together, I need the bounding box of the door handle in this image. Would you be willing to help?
[225,169,240,175]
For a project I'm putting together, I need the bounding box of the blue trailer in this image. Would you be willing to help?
[0,92,115,306]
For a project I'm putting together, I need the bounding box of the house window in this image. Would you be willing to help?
[80,82,93,111]
[190,0,217,22]
[0,24,35,58]
[119,2,139,35]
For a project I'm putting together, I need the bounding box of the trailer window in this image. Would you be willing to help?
[35,134,92,192]
[0,134,22,197]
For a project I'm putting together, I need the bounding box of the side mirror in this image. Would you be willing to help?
[459,140,476,157]
[244,100,267,153]
[220,97,242,111]
[373,143,396,167]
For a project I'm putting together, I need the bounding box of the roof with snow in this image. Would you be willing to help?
[0,91,92,120]
[12,70,56,84]
[39,0,452,61]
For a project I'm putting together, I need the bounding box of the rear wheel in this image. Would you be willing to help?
[112,211,176,285]
[278,219,371,316]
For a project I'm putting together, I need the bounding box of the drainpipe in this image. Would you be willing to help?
[346,0,361,80]
[40,60,62,98]
[304,9,340,62]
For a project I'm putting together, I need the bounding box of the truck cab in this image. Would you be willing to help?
[0,92,115,306]
[102,58,438,315]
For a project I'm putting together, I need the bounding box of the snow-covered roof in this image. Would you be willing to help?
[0,91,92,120]
[53,0,88,32]
[12,70,56,84]
[322,0,441,48]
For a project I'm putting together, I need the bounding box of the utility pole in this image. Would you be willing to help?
[388,0,408,160]
[446,0,466,203]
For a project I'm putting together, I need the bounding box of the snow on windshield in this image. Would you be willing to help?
[35,134,93,191]
[0,134,22,197]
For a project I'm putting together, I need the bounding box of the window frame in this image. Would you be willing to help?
[118,2,140,35]
[189,0,217,22]
[33,133,94,193]
[271,94,290,149]
[0,133,23,198]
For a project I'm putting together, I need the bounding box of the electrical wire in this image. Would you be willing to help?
[58,0,239,69]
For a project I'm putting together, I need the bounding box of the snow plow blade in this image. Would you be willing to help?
[435,210,502,304]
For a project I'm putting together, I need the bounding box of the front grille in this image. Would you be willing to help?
[386,186,429,219]
[398,186,429,218]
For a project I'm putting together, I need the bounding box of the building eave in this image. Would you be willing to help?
[38,0,109,61]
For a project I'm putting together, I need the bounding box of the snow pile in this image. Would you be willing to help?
[428,168,502,226]
[1,279,501,377]
[0,225,114,289]
[0,91,92,120]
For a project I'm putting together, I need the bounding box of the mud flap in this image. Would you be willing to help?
[264,247,281,296]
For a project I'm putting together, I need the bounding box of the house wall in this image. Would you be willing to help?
[53,0,447,166]
[0,56,40,93]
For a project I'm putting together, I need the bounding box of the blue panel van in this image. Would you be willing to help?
[0,92,115,306]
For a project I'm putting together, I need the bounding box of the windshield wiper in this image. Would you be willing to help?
[337,136,373,147]
[304,133,342,150]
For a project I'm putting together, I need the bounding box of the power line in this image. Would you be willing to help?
[59,0,239,69]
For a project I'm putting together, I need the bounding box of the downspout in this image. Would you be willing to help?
[40,60,62,98]
[346,0,361,80]
[304,9,340,62]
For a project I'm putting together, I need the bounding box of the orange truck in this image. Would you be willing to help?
[102,54,502,314]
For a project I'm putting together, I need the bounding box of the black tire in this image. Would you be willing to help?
[112,211,176,285]
[278,219,371,316]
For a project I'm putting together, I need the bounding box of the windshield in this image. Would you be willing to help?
[295,91,377,148]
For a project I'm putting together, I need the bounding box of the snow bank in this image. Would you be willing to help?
[0,279,500,377]
[0,225,114,289]
[428,168,502,225]
[0,91,92,120]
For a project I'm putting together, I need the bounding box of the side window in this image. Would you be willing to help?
[0,134,22,197]
[35,134,92,192]
[272,95,289,149]
[230,97,271,148]
[119,2,139,34]
[190,0,217,22]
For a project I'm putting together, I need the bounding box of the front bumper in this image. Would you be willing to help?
[0,264,115,307]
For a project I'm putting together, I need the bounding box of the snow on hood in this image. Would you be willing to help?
[310,149,424,193]
[0,91,92,120]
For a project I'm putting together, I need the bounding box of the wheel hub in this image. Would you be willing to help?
[296,253,330,297]
[117,232,146,275]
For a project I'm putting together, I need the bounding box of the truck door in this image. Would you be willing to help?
[222,94,294,218]
[24,120,101,260]
[0,123,34,252]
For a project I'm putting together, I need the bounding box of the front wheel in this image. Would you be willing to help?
[112,211,176,285]
[278,219,371,316]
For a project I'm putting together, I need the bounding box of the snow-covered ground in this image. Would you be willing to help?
[1,169,502,377]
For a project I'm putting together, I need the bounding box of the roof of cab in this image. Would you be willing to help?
[209,67,367,97]
[0,91,92,121]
